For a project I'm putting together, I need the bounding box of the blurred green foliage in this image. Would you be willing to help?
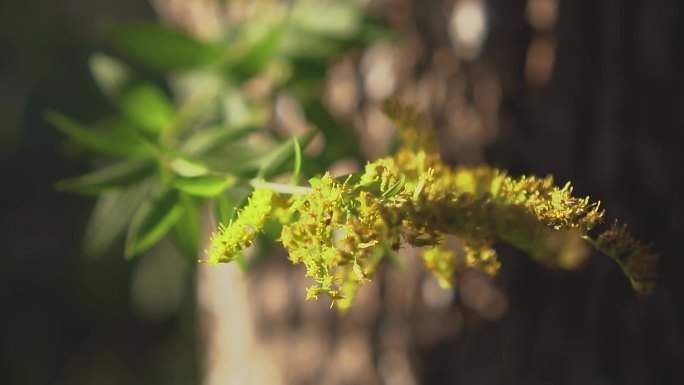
[50,0,390,264]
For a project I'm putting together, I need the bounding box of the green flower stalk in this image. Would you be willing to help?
[206,102,658,309]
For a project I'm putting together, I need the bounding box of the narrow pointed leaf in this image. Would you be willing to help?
[172,194,201,260]
[107,22,224,71]
[229,24,284,82]
[46,111,153,157]
[382,174,406,199]
[56,159,156,195]
[256,131,315,179]
[215,192,237,225]
[170,175,235,197]
[201,141,273,176]
[119,83,176,135]
[221,88,252,126]
[82,178,155,258]
[291,137,302,184]
[299,99,360,166]
[182,124,259,156]
[289,2,362,39]
[126,188,184,258]
[89,53,132,101]
[169,155,208,177]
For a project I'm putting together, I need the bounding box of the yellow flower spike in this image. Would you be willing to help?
[206,188,273,264]
[206,102,658,309]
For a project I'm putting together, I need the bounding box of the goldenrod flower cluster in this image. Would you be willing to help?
[280,174,384,309]
[207,188,273,264]
[207,102,658,308]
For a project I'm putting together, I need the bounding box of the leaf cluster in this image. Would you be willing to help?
[50,0,387,261]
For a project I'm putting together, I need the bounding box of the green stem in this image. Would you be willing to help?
[250,180,313,195]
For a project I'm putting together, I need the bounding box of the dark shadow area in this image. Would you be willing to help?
[0,1,199,384]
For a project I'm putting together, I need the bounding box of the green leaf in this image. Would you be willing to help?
[229,24,284,82]
[256,131,316,179]
[89,53,132,101]
[119,83,176,135]
[279,2,365,62]
[182,124,259,156]
[168,152,209,177]
[299,99,360,167]
[357,179,382,196]
[172,194,201,260]
[215,192,237,225]
[159,144,209,177]
[280,11,391,67]
[82,178,155,258]
[126,188,184,258]
[382,174,406,199]
[291,137,302,184]
[107,22,224,71]
[308,177,323,188]
[56,159,156,195]
[201,141,273,176]
[45,111,153,157]
[221,88,253,126]
[279,9,389,64]
[280,31,344,62]
[289,2,362,39]
[170,175,235,197]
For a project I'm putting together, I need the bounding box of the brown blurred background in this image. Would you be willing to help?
[1,0,683,384]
